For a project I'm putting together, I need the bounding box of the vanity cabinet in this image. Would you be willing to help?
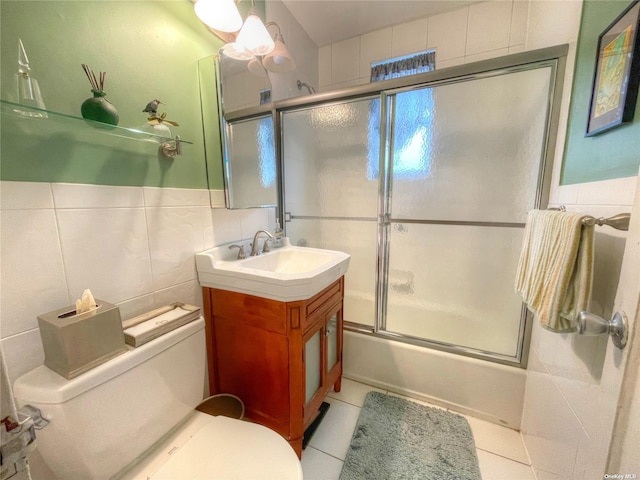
[202,277,344,458]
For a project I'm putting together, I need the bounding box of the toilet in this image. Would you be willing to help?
[13,318,303,479]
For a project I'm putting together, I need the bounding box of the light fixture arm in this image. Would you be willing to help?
[260,20,295,73]
[265,22,283,38]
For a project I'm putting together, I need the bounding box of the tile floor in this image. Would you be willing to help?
[302,378,536,480]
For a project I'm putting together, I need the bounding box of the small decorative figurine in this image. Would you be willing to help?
[143,110,179,137]
[143,99,163,115]
[80,64,119,125]
[15,38,47,117]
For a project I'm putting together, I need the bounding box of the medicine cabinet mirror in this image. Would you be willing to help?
[218,48,272,114]
[223,113,277,208]
[198,52,277,209]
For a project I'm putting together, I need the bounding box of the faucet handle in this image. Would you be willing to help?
[228,244,246,260]
[262,238,271,253]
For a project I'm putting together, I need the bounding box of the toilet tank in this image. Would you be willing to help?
[13,318,206,480]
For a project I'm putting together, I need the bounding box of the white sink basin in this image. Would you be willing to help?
[196,242,350,302]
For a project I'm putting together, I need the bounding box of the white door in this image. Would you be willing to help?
[607,175,640,472]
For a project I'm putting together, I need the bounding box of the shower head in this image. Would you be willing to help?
[297,80,316,95]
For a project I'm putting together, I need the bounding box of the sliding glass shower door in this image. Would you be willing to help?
[281,98,380,327]
[383,68,553,358]
[280,55,560,364]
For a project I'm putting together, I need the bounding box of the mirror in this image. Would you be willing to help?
[198,0,320,209]
[224,113,277,208]
[198,54,277,209]
[197,55,226,198]
[218,50,272,114]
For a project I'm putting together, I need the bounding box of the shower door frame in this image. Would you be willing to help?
[374,60,567,367]
[225,45,568,368]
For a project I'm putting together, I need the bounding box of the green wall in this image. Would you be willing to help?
[0,1,224,189]
[561,0,640,185]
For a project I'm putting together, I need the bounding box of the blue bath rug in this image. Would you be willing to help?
[340,391,481,480]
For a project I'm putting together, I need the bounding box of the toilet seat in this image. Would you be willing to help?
[118,411,303,480]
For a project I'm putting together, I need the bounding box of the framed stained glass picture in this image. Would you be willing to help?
[586,0,640,136]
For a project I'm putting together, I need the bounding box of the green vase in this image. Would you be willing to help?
[81,90,119,125]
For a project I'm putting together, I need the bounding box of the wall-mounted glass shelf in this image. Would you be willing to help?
[1,99,192,145]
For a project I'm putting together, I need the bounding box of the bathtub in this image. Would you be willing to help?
[342,291,526,429]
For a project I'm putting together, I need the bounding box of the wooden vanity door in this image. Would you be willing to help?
[302,299,343,429]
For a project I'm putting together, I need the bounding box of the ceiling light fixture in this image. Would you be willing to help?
[235,7,274,56]
[247,57,267,77]
[194,0,243,33]
[221,42,254,61]
[262,22,296,73]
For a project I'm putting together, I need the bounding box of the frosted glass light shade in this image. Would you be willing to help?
[263,35,295,73]
[194,0,242,33]
[221,42,254,61]
[236,10,274,56]
[248,58,267,77]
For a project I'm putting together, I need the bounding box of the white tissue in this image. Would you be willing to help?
[75,289,97,314]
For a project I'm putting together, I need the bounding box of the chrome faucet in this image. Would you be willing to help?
[250,230,274,256]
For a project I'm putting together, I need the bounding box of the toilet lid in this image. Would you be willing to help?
[148,415,303,480]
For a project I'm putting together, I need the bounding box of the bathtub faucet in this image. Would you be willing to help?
[250,230,274,256]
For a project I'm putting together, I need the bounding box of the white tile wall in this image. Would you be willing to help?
[209,189,226,209]
[359,28,392,80]
[522,171,640,478]
[56,208,154,302]
[1,329,47,388]
[466,1,512,56]
[391,18,428,57]
[509,0,529,46]
[0,181,54,209]
[464,48,510,64]
[266,0,319,102]
[0,181,273,392]
[318,0,548,92]
[525,0,583,50]
[607,173,640,472]
[331,37,360,85]
[427,8,468,63]
[142,187,210,207]
[146,206,206,290]
[52,183,144,208]
[1,208,69,337]
[318,45,332,89]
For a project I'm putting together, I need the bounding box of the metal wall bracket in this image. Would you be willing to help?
[159,135,193,159]
[576,311,628,349]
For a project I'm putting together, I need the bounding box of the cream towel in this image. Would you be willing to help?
[515,210,594,333]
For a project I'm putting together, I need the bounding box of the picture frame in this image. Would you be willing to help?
[586,0,640,136]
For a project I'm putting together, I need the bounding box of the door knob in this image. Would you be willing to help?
[576,311,628,349]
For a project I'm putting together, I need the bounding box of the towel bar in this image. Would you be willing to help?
[549,206,631,231]
[576,311,628,349]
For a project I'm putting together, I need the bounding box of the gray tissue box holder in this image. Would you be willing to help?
[37,300,127,379]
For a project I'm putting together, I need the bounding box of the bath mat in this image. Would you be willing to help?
[340,392,481,480]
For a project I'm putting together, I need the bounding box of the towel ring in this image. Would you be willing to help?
[576,311,628,349]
